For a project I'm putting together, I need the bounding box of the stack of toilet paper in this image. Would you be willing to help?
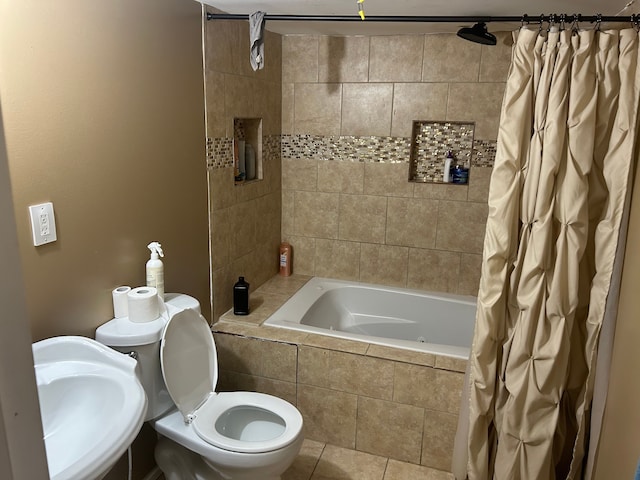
[112,285,161,322]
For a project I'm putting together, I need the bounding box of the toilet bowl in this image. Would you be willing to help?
[96,295,303,480]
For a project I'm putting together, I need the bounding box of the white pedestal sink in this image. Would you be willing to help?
[33,336,147,480]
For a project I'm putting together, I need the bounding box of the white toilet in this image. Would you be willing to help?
[96,294,304,480]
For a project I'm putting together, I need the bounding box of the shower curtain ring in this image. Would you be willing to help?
[571,13,580,33]
[538,14,545,32]
[549,13,556,30]
[520,14,529,29]
[595,13,602,31]
[633,14,640,31]
[559,14,566,31]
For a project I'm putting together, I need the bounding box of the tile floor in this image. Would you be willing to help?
[282,440,455,480]
[157,440,455,479]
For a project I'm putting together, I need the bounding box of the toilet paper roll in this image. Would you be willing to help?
[112,286,131,319]
[127,286,160,323]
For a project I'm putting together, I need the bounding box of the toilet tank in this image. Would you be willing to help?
[96,293,201,421]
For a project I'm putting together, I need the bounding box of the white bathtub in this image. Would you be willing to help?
[264,277,477,360]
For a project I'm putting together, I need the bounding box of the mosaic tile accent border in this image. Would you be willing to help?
[207,135,282,171]
[472,140,498,168]
[207,137,233,169]
[282,134,410,163]
[207,134,497,173]
[410,121,474,183]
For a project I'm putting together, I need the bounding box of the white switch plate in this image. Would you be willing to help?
[29,202,57,246]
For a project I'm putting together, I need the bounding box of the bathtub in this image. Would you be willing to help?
[264,277,477,360]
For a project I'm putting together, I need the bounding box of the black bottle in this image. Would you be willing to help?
[233,276,250,315]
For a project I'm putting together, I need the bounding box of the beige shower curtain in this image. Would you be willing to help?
[464,27,640,479]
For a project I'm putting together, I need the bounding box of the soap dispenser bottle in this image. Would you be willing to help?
[443,151,454,183]
[233,277,250,315]
[146,242,164,301]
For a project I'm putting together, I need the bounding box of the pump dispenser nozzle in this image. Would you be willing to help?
[147,242,164,259]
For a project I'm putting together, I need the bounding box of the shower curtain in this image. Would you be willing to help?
[459,26,640,479]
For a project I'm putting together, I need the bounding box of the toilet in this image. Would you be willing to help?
[96,294,304,480]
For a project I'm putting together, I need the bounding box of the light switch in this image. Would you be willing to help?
[29,202,57,246]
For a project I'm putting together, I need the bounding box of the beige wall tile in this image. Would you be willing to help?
[338,194,387,243]
[312,444,388,479]
[386,197,439,249]
[282,83,294,134]
[385,459,455,479]
[294,191,340,238]
[359,243,408,287]
[435,355,468,373]
[458,253,482,296]
[205,71,226,137]
[414,182,468,201]
[356,396,424,464]
[447,83,506,140]
[435,201,488,254]
[479,31,513,83]
[206,19,240,75]
[224,74,260,120]
[257,273,311,296]
[421,410,458,471]
[297,385,357,448]
[364,163,414,198]
[366,344,435,367]
[217,371,297,406]
[329,351,395,400]
[319,36,370,83]
[283,235,316,276]
[258,339,298,383]
[341,83,393,136]
[263,30,283,84]
[282,35,318,83]
[212,265,233,320]
[229,200,257,258]
[282,158,318,191]
[282,189,295,236]
[467,167,492,203]
[406,248,460,293]
[255,190,281,242]
[422,34,481,83]
[211,207,232,271]
[298,345,332,388]
[302,333,369,355]
[318,160,364,194]
[294,83,342,136]
[214,333,264,375]
[210,166,236,211]
[394,363,464,414]
[391,83,449,137]
[369,35,424,82]
[314,239,360,281]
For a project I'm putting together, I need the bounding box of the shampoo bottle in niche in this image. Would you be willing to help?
[233,276,250,315]
[146,242,164,301]
[443,151,454,183]
[279,242,292,276]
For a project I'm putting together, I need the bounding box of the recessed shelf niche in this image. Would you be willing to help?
[233,118,263,185]
[408,120,475,184]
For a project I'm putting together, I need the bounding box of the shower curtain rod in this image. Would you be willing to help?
[206,13,633,24]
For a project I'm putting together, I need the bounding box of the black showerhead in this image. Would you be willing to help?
[456,22,497,45]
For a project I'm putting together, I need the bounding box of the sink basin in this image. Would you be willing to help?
[32,336,147,480]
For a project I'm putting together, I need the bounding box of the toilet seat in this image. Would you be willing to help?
[160,309,302,454]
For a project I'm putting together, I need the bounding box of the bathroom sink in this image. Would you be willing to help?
[32,336,147,480]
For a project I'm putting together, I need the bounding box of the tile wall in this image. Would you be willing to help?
[205,12,284,320]
[281,32,513,295]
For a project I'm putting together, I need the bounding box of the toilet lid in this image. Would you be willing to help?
[160,308,218,422]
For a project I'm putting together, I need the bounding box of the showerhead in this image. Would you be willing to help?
[456,22,497,45]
